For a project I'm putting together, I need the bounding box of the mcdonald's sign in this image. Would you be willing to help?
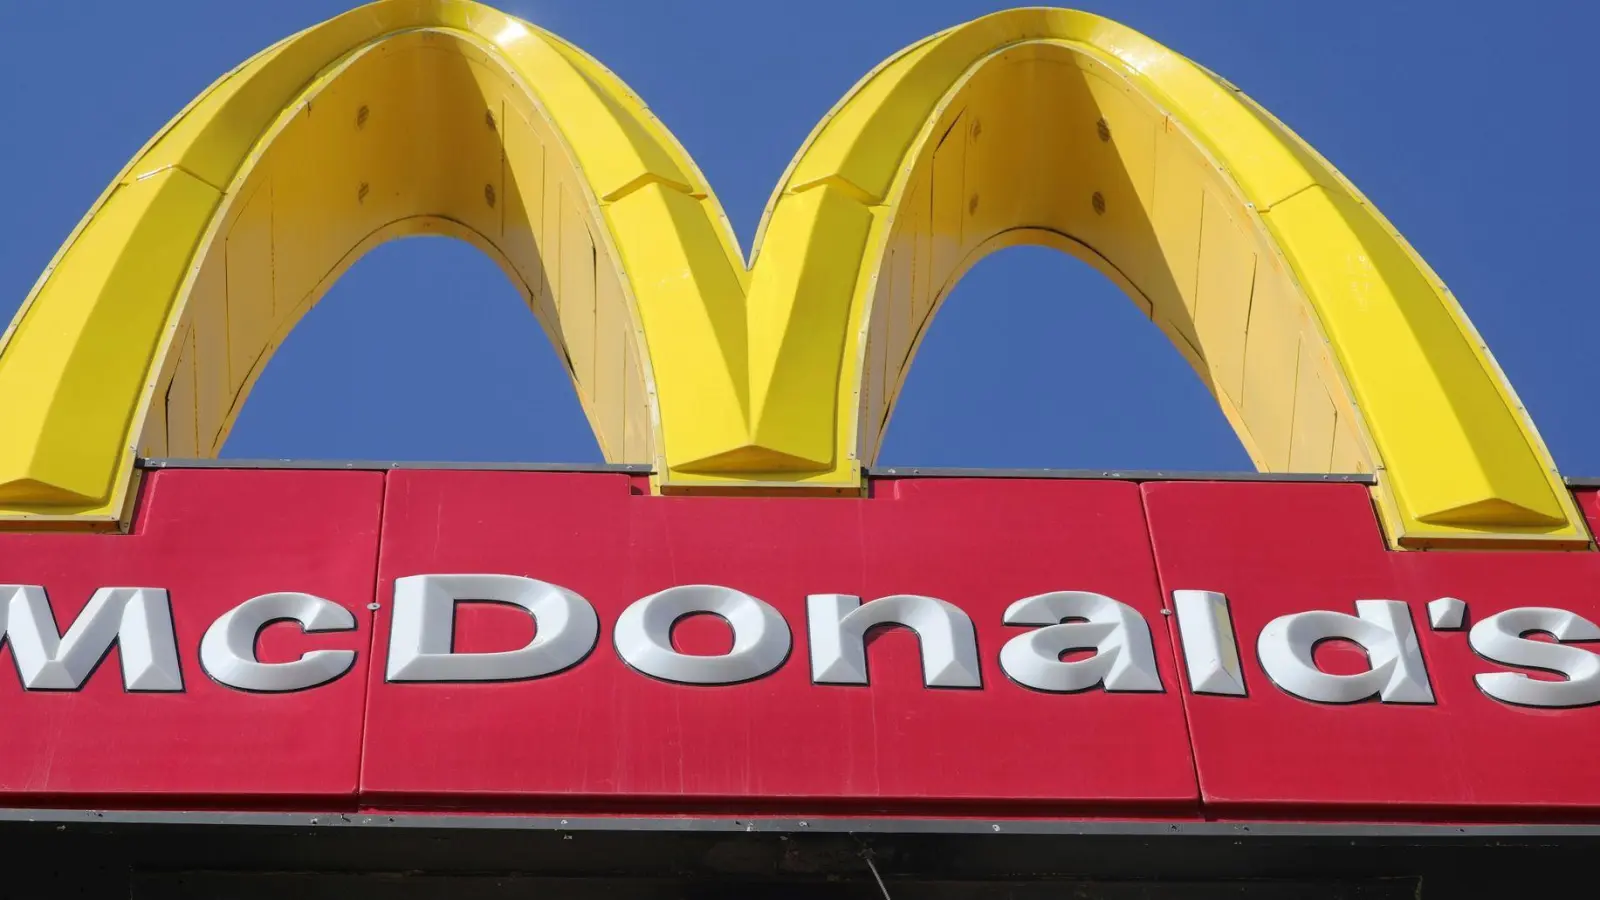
[5,0,1600,834]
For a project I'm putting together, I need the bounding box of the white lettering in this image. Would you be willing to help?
[386,574,597,682]
[1427,597,1466,631]
[1257,600,1433,704]
[614,585,790,685]
[201,592,357,692]
[1172,590,1246,696]
[1470,607,1600,708]
[808,594,980,688]
[999,591,1162,693]
[0,585,181,691]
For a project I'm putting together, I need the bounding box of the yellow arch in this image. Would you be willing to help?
[0,1,1584,549]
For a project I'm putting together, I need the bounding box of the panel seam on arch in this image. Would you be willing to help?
[1256,181,1316,214]
[131,164,225,194]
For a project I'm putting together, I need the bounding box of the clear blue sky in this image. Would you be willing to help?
[3,2,1596,473]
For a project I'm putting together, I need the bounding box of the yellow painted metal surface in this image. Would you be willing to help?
[0,1,1584,549]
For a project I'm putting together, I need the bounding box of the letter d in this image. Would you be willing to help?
[1257,600,1433,704]
[386,574,598,682]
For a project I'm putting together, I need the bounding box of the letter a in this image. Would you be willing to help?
[999,591,1162,693]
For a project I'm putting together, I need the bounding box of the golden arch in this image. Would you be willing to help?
[0,0,1584,549]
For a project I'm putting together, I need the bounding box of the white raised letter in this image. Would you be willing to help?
[1173,590,1246,696]
[1427,597,1466,630]
[999,591,1161,693]
[1,585,181,691]
[202,592,356,692]
[386,574,597,682]
[808,594,980,688]
[614,585,790,684]
[1257,600,1432,704]
[1470,607,1600,708]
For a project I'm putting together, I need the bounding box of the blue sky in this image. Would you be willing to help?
[3,2,1596,473]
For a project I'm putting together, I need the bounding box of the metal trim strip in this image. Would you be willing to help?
[136,458,653,474]
[3,808,1597,837]
[137,459,1394,485]
[868,466,1379,485]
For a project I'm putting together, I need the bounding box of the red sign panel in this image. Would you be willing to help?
[0,469,382,806]
[360,470,1196,814]
[1144,480,1600,819]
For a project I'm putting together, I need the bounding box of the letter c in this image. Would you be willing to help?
[201,592,357,692]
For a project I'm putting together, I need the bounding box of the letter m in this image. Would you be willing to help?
[0,585,182,691]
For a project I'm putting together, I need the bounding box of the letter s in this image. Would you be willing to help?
[1470,607,1600,708]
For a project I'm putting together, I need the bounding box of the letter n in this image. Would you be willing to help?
[807,594,980,688]
[0,585,182,691]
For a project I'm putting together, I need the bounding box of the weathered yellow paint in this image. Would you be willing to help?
[0,1,1583,549]
[1239,261,1300,472]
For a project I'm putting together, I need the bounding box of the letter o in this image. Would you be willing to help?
[613,585,791,684]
